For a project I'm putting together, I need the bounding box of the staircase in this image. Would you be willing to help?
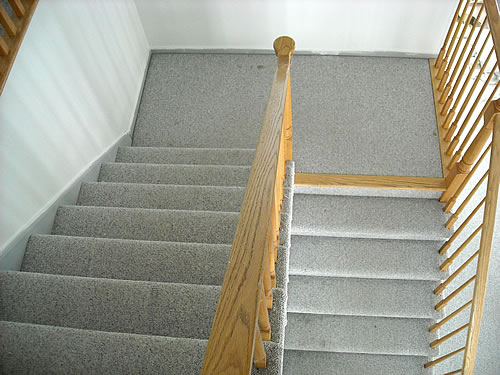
[0,146,289,374]
[282,188,451,374]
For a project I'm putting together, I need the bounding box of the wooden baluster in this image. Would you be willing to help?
[259,287,271,341]
[442,28,489,128]
[0,4,17,36]
[438,0,471,79]
[8,0,26,17]
[440,198,485,254]
[438,0,479,91]
[436,275,476,311]
[431,323,470,349]
[270,172,279,284]
[446,61,498,143]
[441,225,482,270]
[435,250,479,294]
[447,78,499,164]
[425,347,466,368]
[436,0,469,69]
[445,144,491,212]
[462,116,500,374]
[253,326,266,368]
[264,234,273,309]
[441,99,499,203]
[0,36,8,56]
[268,225,276,288]
[445,370,463,375]
[446,170,488,228]
[440,4,485,107]
[430,300,473,333]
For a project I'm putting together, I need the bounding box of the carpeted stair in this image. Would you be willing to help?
[0,146,293,374]
[282,187,451,375]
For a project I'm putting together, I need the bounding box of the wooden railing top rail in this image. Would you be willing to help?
[462,103,500,374]
[485,0,500,63]
[0,0,38,94]
[201,36,295,375]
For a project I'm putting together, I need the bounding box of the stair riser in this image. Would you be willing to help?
[0,272,220,339]
[22,235,231,285]
[116,147,254,166]
[288,275,437,318]
[0,321,208,375]
[284,313,436,356]
[78,182,245,212]
[52,206,239,244]
[99,163,250,187]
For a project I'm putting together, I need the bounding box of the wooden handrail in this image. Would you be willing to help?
[201,36,294,374]
[0,0,38,94]
[485,0,500,63]
[462,114,500,374]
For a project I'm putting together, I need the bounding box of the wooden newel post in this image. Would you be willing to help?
[441,99,500,202]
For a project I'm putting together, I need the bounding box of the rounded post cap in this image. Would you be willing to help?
[273,36,295,57]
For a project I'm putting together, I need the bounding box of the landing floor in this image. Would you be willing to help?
[134,53,442,177]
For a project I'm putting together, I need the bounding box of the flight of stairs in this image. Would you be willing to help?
[282,188,451,375]
[0,146,292,374]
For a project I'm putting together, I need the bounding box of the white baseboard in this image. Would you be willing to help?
[151,48,436,59]
[0,133,132,271]
[129,50,152,138]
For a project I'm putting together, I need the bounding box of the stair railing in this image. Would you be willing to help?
[428,11,500,368]
[0,0,38,94]
[201,36,294,374]
[430,0,500,191]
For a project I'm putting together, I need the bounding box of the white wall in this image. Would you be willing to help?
[0,0,149,252]
[134,0,455,55]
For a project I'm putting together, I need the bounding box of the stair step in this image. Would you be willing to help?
[287,275,436,318]
[0,321,208,374]
[283,350,429,375]
[284,313,435,356]
[22,235,231,285]
[292,194,450,241]
[78,182,245,212]
[294,184,442,199]
[99,162,250,187]
[116,146,255,166]
[52,206,239,244]
[0,271,219,339]
[0,321,282,375]
[289,235,443,281]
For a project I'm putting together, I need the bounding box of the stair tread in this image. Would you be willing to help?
[78,182,245,211]
[22,235,231,285]
[116,146,254,166]
[292,194,450,240]
[52,205,239,244]
[0,271,219,339]
[288,275,437,318]
[283,350,429,375]
[284,313,435,356]
[99,162,250,187]
[0,271,286,345]
[289,235,443,280]
[0,320,282,375]
[0,320,208,374]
